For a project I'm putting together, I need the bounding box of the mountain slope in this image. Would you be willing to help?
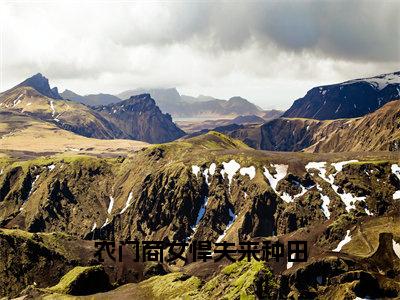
[283,71,400,120]
[0,110,148,157]
[1,132,400,298]
[219,99,400,152]
[92,94,185,143]
[0,86,122,139]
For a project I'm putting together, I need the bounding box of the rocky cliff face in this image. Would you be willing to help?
[93,94,185,143]
[283,71,400,120]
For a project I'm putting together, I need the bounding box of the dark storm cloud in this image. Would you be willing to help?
[2,0,398,108]
[113,0,399,62]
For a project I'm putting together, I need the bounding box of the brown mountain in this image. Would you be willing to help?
[0,74,185,143]
[220,99,400,152]
[92,94,185,143]
[0,85,122,139]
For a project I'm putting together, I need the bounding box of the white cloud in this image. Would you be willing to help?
[1,0,399,110]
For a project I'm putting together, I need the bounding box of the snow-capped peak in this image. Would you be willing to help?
[342,71,400,91]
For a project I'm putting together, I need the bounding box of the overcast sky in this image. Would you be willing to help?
[1,0,399,110]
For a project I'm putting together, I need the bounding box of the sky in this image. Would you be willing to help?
[1,0,399,110]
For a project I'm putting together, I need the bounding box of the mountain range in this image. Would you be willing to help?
[2,71,400,299]
[1,74,184,143]
[61,89,121,106]
[61,87,271,119]
[283,71,400,120]
[213,98,400,152]
[1,132,400,298]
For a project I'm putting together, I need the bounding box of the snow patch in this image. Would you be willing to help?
[107,196,114,214]
[393,240,400,259]
[263,164,288,191]
[343,72,400,91]
[331,160,358,173]
[263,164,306,203]
[390,164,400,200]
[239,166,256,180]
[91,222,97,231]
[13,94,24,107]
[47,164,55,171]
[28,175,40,197]
[317,185,331,219]
[120,191,134,214]
[393,191,400,200]
[192,165,200,178]
[50,101,56,117]
[203,168,210,185]
[287,253,296,269]
[101,218,109,228]
[280,184,308,203]
[364,207,373,216]
[307,161,365,212]
[222,160,241,187]
[333,230,352,252]
[209,163,216,175]
[305,161,331,183]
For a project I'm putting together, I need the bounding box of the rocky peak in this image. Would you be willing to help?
[16,73,62,99]
[117,94,158,112]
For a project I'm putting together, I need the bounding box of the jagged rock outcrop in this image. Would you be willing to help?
[93,94,185,143]
[15,73,62,99]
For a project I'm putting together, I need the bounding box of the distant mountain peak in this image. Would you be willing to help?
[228,96,249,104]
[16,73,62,99]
